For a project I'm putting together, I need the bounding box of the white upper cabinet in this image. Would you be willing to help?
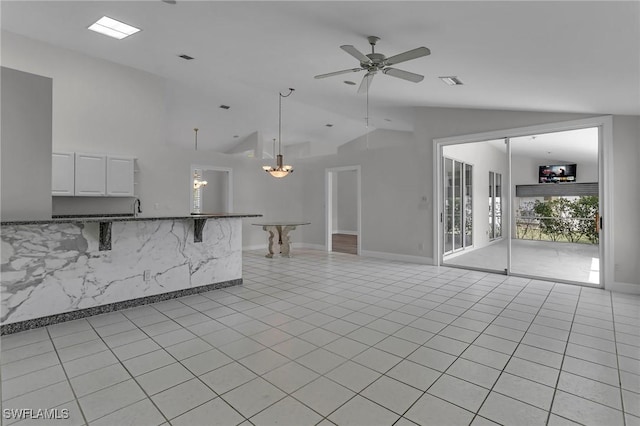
[74,153,107,196]
[106,156,134,197]
[52,152,75,196]
[52,152,135,197]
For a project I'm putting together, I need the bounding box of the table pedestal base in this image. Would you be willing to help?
[263,225,298,258]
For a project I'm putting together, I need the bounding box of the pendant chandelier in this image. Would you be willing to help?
[263,88,295,178]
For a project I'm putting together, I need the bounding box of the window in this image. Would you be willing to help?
[489,171,502,240]
[444,158,473,254]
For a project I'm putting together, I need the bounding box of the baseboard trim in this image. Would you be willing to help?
[243,244,268,251]
[1,278,242,335]
[360,250,434,265]
[298,243,327,250]
[243,243,326,252]
[607,281,640,295]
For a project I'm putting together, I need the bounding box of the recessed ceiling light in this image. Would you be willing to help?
[439,76,463,86]
[178,54,194,60]
[88,16,140,40]
[219,105,230,110]
[344,81,356,86]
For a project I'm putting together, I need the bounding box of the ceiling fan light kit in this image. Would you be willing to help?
[263,88,295,178]
[315,36,430,93]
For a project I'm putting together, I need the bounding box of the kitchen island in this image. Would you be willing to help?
[1,214,261,334]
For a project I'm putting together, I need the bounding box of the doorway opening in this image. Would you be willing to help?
[326,166,361,255]
[435,117,611,288]
[190,165,233,213]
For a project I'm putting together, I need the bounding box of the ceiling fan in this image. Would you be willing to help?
[314,36,431,93]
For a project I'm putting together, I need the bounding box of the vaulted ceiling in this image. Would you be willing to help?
[2,1,638,155]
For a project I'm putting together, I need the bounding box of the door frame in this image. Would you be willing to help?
[190,165,234,213]
[433,116,612,289]
[325,165,362,254]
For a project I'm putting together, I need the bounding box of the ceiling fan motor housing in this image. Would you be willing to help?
[365,53,386,68]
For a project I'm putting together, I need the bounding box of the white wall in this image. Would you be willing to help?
[611,115,640,286]
[1,67,52,220]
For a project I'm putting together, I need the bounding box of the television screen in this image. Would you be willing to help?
[539,164,577,183]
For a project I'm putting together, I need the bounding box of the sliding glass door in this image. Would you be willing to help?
[509,128,600,285]
[440,128,601,286]
[442,140,507,273]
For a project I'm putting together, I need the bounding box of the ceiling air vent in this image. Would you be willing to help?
[178,54,194,60]
[439,76,463,86]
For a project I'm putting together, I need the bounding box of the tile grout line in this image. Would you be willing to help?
[542,284,582,426]
[236,267,499,424]
[430,276,555,424]
[80,317,173,426]
[362,273,537,424]
[216,255,636,424]
[239,258,636,424]
[95,305,274,425]
[284,269,489,424]
[44,327,90,426]
[610,291,628,426]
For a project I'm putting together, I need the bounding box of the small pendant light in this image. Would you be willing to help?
[263,88,294,178]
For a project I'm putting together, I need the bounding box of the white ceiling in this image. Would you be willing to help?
[482,127,599,164]
[2,1,638,154]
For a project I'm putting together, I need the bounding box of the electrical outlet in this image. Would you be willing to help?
[143,270,151,281]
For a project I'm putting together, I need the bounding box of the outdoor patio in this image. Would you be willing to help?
[444,239,600,285]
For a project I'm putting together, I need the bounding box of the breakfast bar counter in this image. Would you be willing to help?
[1,214,261,333]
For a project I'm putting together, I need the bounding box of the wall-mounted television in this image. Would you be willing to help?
[539,164,577,183]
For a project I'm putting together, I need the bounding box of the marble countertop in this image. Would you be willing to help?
[1,213,262,226]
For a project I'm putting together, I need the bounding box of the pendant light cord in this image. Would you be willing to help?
[279,89,295,155]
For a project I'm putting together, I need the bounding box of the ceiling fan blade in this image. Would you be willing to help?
[385,46,430,66]
[340,45,371,64]
[383,67,424,83]
[357,72,375,94]
[314,68,362,79]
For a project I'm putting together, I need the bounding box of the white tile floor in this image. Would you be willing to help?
[1,249,639,426]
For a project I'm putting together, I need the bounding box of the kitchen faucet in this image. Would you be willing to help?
[133,198,142,217]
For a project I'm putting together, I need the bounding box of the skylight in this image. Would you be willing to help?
[88,16,140,40]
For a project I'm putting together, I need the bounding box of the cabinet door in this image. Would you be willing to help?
[52,152,75,196]
[106,156,134,196]
[74,153,106,196]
